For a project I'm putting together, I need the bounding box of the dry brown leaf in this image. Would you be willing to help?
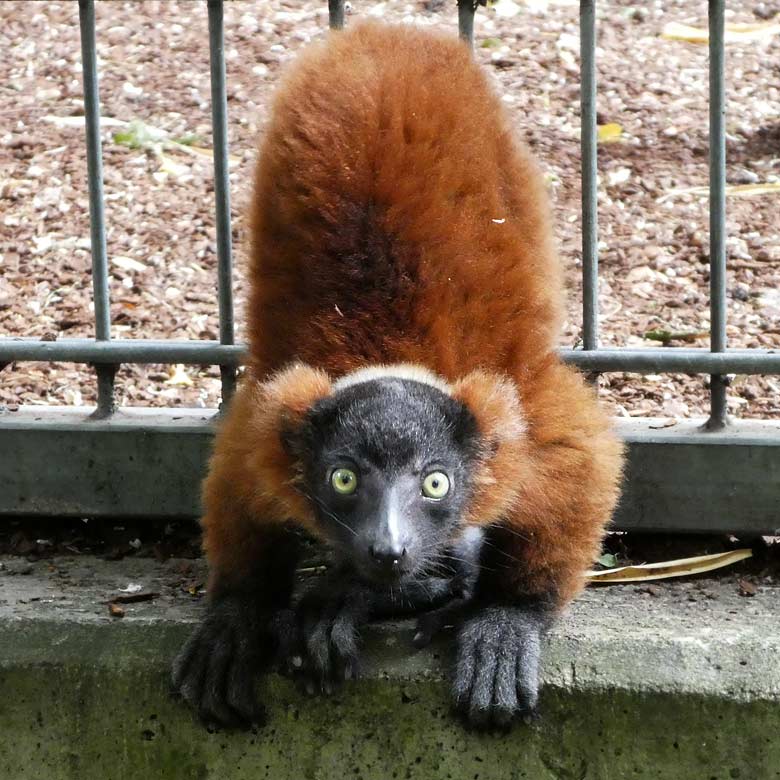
[0,178,33,198]
[648,418,678,429]
[492,0,522,18]
[738,578,758,597]
[607,167,631,187]
[108,602,125,618]
[43,114,127,128]
[112,255,147,273]
[586,548,752,584]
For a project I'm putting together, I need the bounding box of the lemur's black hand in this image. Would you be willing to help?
[288,561,478,688]
[171,594,284,729]
[286,572,373,694]
[453,605,548,729]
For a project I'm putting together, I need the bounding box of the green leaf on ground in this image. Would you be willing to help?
[112,119,165,150]
[644,329,708,345]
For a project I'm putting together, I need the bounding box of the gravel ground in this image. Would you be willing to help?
[1,0,779,418]
[0,516,777,598]
[1,510,778,583]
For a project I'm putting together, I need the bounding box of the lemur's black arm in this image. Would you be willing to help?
[172,523,303,729]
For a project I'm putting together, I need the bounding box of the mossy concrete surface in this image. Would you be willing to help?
[1,556,778,780]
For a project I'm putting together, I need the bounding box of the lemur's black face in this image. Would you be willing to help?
[291,376,482,585]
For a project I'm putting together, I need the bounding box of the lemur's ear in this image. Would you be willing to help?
[451,371,527,524]
[258,362,333,420]
[244,363,332,524]
[451,371,526,453]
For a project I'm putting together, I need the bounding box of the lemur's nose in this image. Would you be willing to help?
[369,543,407,567]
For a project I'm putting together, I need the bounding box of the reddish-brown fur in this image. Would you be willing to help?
[202,22,623,608]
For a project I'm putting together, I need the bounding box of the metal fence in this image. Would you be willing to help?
[1,0,779,533]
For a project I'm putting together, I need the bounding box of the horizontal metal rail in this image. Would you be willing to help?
[2,338,780,375]
[561,348,780,375]
[0,339,246,367]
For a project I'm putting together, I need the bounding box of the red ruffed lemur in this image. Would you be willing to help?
[173,21,623,729]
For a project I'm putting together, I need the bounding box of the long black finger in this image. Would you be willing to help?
[465,638,499,727]
[490,642,518,728]
[452,629,477,711]
[515,633,541,713]
[226,639,266,726]
[199,631,241,728]
[177,639,211,714]
[329,609,360,680]
[171,626,202,692]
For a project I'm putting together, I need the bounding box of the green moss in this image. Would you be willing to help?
[0,624,778,780]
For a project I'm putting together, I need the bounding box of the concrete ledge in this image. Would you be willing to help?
[3,407,780,535]
[1,556,779,779]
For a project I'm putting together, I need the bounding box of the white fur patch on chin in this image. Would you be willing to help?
[333,363,452,395]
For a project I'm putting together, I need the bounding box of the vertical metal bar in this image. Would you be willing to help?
[207,0,236,403]
[457,0,476,48]
[580,0,599,351]
[78,0,115,418]
[329,0,345,30]
[706,0,728,430]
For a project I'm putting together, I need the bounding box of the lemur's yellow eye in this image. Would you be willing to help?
[331,468,358,495]
[422,471,450,499]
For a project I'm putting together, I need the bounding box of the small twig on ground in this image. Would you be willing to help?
[109,592,160,604]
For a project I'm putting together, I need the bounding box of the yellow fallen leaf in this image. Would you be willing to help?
[171,142,241,166]
[164,364,193,387]
[658,181,780,202]
[157,153,190,179]
[662,20,780,44]
[723,182,780,197]
[586,548,752,584]
[597,123,623,143]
